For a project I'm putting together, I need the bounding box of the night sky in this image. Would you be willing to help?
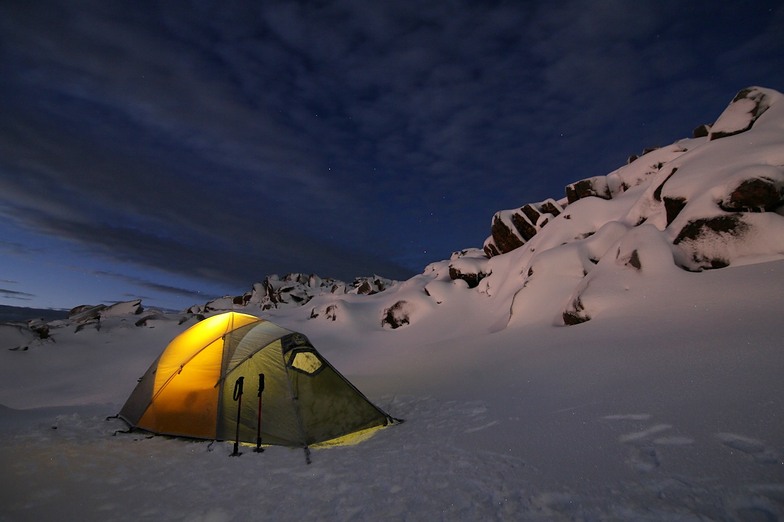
[1,1,783,311]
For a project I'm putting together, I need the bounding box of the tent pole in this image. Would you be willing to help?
[280,342,313,465]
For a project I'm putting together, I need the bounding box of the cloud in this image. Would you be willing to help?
[0,288,35,301]
[92,270,216,302]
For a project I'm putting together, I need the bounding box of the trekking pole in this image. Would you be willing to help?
[230,376,244,457]
[254,373,265,453]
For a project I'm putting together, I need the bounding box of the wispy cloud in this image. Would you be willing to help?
[0,288,35,301]
[92,270,216,302]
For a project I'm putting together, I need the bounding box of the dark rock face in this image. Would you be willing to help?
[652,168,679,202]
[489,214,525,254]
[485,199,564,256]
[663,196,688,226]
[512,212,538,241]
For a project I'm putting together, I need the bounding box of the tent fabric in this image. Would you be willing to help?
[119,312,393,447]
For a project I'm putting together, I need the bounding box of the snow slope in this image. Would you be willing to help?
[1,87,783,521]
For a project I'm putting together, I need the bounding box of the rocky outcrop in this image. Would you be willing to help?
[484,199,564,256]
[194,273,398,313]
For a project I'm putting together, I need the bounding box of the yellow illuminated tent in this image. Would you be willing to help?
[119,312,394,450]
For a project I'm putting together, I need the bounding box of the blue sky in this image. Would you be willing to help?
[1,0,783,311]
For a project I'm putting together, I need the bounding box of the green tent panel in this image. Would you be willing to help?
[119,312,393,448]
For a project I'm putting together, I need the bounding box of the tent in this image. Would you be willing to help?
[119,312,394,451]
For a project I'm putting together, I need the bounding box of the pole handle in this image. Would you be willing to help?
[258,373,265,396]
[233,376,244,401]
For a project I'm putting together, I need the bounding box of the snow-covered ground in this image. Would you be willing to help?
[2,87,783,520]
[1,260,782,521]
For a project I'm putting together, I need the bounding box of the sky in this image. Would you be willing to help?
[1,0,783,312]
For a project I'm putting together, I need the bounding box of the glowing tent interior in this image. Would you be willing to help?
[119,312,395,451]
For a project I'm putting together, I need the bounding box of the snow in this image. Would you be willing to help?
[2,87,784,520]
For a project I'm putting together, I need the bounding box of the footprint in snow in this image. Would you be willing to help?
[463,420,499,434]
[605,414,694,473]
[717,433,782,464]
[619,423,672,443]
[603,414,652,421]
[629,445,660,472]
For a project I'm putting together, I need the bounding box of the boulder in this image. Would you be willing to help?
[673,215,748,270]
[721,175,784,212]
[381,301,413,329]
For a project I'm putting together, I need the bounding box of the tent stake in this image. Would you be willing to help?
[230,376,244,457]
[254,373,265,453]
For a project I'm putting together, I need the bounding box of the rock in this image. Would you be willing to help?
[381,301,413,329]
[540,199,563,218]
[652,168,679,202]
[68,304,105,323]
[483,236,501,257]
[562,297,590,325]
[626,250,642,270]
[485,199,564,256]
[566,176,612,204]
[310,304,339,321]
[692,124,711,138]
[448,249,489,288]
[673,215,749,270]
[663,196,688,226]
[709,86,776,140]
[28,320,50,340]
[489,213,525,254]
[353,276,392,295]
[448,264,488,289]
[101,299,144,317]
[721,176,784,212]
[512,212,538,241]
